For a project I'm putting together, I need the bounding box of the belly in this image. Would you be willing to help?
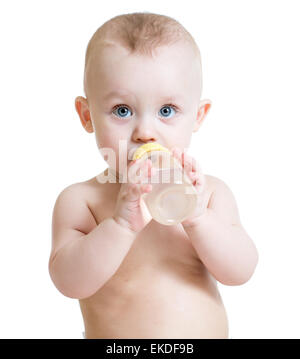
[79,260,229,339]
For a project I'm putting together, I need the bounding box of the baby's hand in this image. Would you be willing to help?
[113,158,155,233]
[171,147,206,226]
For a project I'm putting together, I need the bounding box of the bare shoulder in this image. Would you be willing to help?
[204,174,234,193]
[204,174,242,226]
[50,179,99,261]
[53,178,99,231]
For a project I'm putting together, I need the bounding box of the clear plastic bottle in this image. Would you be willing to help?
[133,144,198,226]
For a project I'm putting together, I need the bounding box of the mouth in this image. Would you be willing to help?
[128,147,139,161]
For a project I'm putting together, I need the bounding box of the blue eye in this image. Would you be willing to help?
[159,105,177,118]
[112,104,178,119]
[112,105,132,118]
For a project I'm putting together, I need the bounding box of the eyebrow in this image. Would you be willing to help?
[104,91,133,100]
[104,91,185,102]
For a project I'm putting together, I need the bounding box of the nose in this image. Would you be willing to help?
[132,121,157,144]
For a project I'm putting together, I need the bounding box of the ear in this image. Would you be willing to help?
[193,99,212,132]
[75,96,94,133]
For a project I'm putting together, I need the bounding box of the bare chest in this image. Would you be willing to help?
[78,176,228,339]
[87,183,202,273]
[82,175,220,285]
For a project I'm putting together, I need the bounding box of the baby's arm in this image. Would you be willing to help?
[49,158,154,299]
[182,176,258,286]
[49,184,137,300]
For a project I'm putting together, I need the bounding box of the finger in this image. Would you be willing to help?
[141,183,152,193]
[170,146,180,157]
[127,182,153,202]
[171,147,183,166]
[182,151,194,175]
[124,183,142,202]
[182,151,202,175]
[189,171,205,193]
[128,158,151,184]
[141,163,157,185]
[139,159,154,184]
[124,158,138,181]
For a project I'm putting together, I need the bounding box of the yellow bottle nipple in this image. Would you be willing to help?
[132,142,170,160]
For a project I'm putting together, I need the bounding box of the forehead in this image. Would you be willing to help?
[86,42,201,98]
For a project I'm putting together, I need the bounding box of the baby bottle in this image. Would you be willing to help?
[132,143,198,226]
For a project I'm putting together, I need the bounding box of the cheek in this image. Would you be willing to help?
[166,122,194,148]
[94,121,122,149]
[94,126,129,171]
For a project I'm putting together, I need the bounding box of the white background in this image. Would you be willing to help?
[0,0,299,339]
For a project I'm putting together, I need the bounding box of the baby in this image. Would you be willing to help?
[49,12,258,339]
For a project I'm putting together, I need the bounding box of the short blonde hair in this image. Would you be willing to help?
[84,12,202,97]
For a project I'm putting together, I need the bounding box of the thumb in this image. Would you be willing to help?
[124,183,152,203]
[140,193,152,224]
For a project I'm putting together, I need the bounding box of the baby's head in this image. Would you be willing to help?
[75,12,211,175]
